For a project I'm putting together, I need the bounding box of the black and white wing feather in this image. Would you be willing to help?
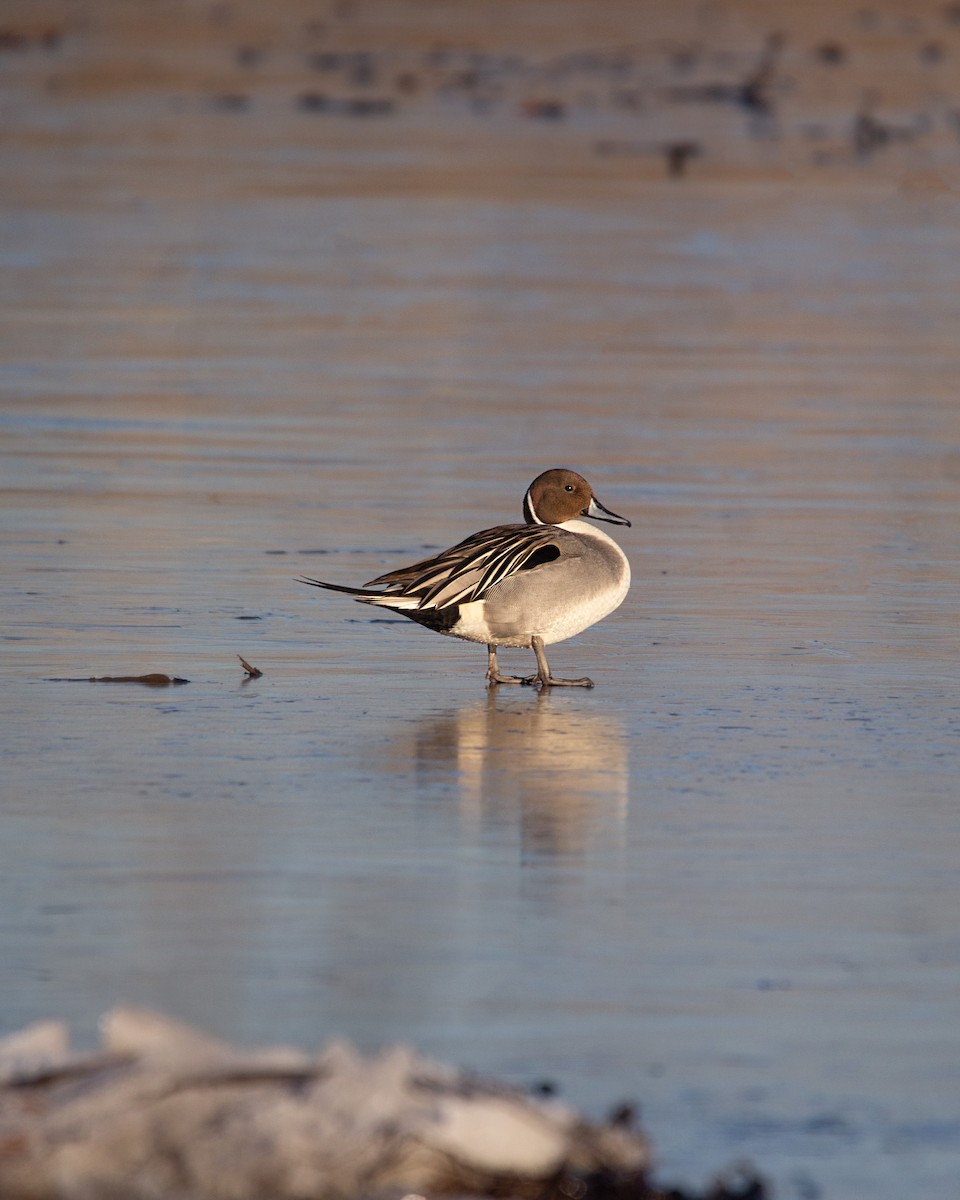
[366,523,564,609]
[300,523,567,613]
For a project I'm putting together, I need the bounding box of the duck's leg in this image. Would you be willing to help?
[486,643,531,685]
[527,635,594,689]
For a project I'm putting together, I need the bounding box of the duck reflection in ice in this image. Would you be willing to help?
[404,690,629,859]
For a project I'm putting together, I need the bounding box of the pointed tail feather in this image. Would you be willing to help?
[298,575,375,597]
[297,577,420,610]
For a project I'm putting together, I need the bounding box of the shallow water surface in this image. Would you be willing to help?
[3,3,960,1197]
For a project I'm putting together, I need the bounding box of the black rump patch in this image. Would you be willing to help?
[406,604,461,633]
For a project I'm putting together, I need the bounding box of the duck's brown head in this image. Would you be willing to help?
[522,468,631,527]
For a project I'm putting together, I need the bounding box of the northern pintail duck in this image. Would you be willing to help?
[299,468,631,688]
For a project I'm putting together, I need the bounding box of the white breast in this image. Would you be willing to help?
[538,521,631,644]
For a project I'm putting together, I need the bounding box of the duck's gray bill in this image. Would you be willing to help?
[586,496,631,528]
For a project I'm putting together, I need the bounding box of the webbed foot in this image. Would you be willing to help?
[532,675,595,688]
[528,636,595,689]
[486,644,531,686]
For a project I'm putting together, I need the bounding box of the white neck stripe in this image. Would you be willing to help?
[523,488,544,524]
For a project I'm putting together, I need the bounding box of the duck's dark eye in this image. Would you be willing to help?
[564,484,574,491]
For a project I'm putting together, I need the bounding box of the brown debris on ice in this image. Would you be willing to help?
[238,654,263,678]
[44,674,190,686]
[0,1008,652,1200]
